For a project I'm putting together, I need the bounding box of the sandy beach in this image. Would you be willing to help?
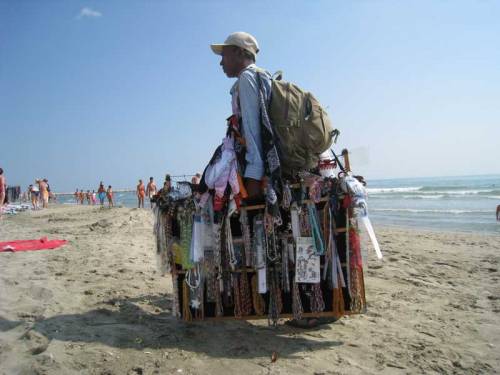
[0,205,499,375]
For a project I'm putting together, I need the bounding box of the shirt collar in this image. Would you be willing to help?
[230,64,257,95]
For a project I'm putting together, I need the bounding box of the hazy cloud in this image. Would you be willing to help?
[78,7,102,19]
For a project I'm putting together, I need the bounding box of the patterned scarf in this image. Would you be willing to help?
[255,71,283,198]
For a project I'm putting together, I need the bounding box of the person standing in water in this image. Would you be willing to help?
[146,177,157,208]
[106,185,114,207]
[137,179,145,208]
[97,182,106,206]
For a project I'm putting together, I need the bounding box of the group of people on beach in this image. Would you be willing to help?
[75,182,114,207]
[26,178,53,210]
[135,173,201,209]
[1,168,54,214]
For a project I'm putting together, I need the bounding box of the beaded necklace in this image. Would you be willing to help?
[280,236,290,293]
[239,209,252,267]
[239,269,253,316]
[264,210,279,263]
[309,283,325,313]
[267,266,282,326]
[233,274,243,318]
[292,280,303,320]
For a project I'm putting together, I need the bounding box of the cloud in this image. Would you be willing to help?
[78,7,102,19]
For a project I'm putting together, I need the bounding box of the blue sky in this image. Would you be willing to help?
[1,0,499,192]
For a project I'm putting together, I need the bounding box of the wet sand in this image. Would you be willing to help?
[1,205,499,374]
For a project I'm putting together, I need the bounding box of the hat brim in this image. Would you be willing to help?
[210,44,226,55]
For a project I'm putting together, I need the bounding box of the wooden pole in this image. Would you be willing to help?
[341,149,351,172]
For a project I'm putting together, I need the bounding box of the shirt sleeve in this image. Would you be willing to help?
[238,71,264,180]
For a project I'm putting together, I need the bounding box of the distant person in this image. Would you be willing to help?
[159,175,172,196]
[79,189,85,205]
[45,179,52,201]
[106,185,114,207]
[39,179,49,208]
[31,181,40,210]
[98,182,106,206]
[0,168,6,216]
[86,190,92,205]
[26,185,32,202]
[497,205,500,221]
[91,190,96,205]
[146,177,157,208]
[74,189,79,204]
[137,179,145,208]
[191,173,201,185]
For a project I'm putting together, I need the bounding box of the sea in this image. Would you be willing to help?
[56,174,500,235]
[366,174,500,234]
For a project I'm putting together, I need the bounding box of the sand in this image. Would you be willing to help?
[0,205,499,375]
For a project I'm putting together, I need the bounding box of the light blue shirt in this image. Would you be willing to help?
[230,64,271,180]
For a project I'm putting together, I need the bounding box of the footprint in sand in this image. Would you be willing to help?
[20,330,50,355]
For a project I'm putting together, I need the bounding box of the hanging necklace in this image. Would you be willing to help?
[292,280,303,321]
[239,209,252,267]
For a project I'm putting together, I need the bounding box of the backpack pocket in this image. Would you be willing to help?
[301,94,333,154]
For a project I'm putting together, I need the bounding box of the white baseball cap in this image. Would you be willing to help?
[210,32,259,58]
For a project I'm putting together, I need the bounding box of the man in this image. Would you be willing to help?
[137,179,145,208]
[106,185,114,207]
[496,205,500,221]
[146,177,157,208]
[210,32,271,200]
[39,178,49,208]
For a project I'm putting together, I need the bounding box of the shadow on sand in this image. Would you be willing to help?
[0,294,343,359]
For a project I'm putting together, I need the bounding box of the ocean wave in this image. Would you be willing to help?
[371,208,491,215]
[367,186,500,197]
[367,187,422,194]
[402,195,445,199]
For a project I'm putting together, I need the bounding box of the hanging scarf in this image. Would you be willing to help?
[307,203,325,255]
[178,207,194,270]
[255,71,283,198]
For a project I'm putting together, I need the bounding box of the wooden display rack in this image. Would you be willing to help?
[170,149,367,322]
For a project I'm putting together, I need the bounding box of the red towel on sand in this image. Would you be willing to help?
[0,237,68,252]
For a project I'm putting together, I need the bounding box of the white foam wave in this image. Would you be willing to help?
[371,208,491,214]
[403,195,445,199]
[368,188,498,197]
[367,187,422,194]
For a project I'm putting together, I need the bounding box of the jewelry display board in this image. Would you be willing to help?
[153,151,378,324]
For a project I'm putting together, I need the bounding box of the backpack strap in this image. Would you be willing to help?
[272,71,283,81]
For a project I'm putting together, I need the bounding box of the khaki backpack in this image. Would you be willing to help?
[258,70,338,177]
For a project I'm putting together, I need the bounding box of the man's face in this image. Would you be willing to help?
[220,46,241,78]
